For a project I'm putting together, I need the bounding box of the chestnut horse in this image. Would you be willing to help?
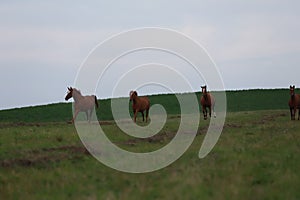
[65,87,98,123]
[129,91,150,123]
[288,85,300,120]
[200,85,216,120]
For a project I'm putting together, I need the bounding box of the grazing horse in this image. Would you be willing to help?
[288,85,300,120]
[129,91,150,123]
[200,85,216,120]
[65,87,98,123]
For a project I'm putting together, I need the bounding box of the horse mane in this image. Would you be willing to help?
[129,90,134,97]
[73,88,82,95]
[201,86,209,99]
[129,90,137,97]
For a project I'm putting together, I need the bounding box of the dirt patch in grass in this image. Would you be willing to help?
[0,145,90,168]
[41,145,90,154]
[1,156,62,167]
[224,123,243,129]
[0,122,65,129]
[255,112,287,124]
[0,120,116,128]
[117,131,176,146]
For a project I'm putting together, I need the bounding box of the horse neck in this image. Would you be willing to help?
[132,95,140,104]
[290,94,294,99]
[72,90,84,102]
[203,93,209,101]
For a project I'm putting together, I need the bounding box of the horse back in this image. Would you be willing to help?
[133,96,150,111]
[75,95,97,111]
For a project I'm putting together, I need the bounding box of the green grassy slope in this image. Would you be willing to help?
[0,89,299,199]
[0,89,294,123]
[226,89,291,111]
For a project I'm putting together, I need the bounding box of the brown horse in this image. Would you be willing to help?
[65,87,98,123]
[200,85,216,120]
[288,85,300,120]
[129,90,150,123]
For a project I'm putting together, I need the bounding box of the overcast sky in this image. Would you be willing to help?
[1,1,300,110]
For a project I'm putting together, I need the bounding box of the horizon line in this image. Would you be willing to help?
[0,87,294,111]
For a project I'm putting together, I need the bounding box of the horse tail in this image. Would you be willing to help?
[94,96,99,108]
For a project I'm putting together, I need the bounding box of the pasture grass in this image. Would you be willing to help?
[0,110,300,199]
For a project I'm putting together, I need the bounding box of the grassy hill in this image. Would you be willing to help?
[0,89,300,199]
[0,89,293,123]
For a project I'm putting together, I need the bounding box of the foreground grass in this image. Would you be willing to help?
[0,110,300,199]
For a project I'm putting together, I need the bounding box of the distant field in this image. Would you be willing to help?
[0,89,299,199]
[0,89,294,122]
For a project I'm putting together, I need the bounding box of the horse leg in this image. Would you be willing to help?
[202,106,207,120]
[209,106,212,118]
[89,110,92,122]
[141,111,145,122]
[212,105,216,118]
[134,110,138,123]
[72,109,80,123]
[298,108,300,120]
[290,108,293,120]
[85,111,89,121]
[88,109,94,123]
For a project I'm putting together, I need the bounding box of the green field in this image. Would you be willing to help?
[0,89,300,199]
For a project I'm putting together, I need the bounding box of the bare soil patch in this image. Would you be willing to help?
[1,145,89,168]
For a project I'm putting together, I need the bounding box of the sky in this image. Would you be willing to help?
[0,1,300,110]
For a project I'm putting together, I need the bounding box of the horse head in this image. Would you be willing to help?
[201,85,207,95]
[65,87,73,101]
[290,85,295,97]
[129,90,137,102]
